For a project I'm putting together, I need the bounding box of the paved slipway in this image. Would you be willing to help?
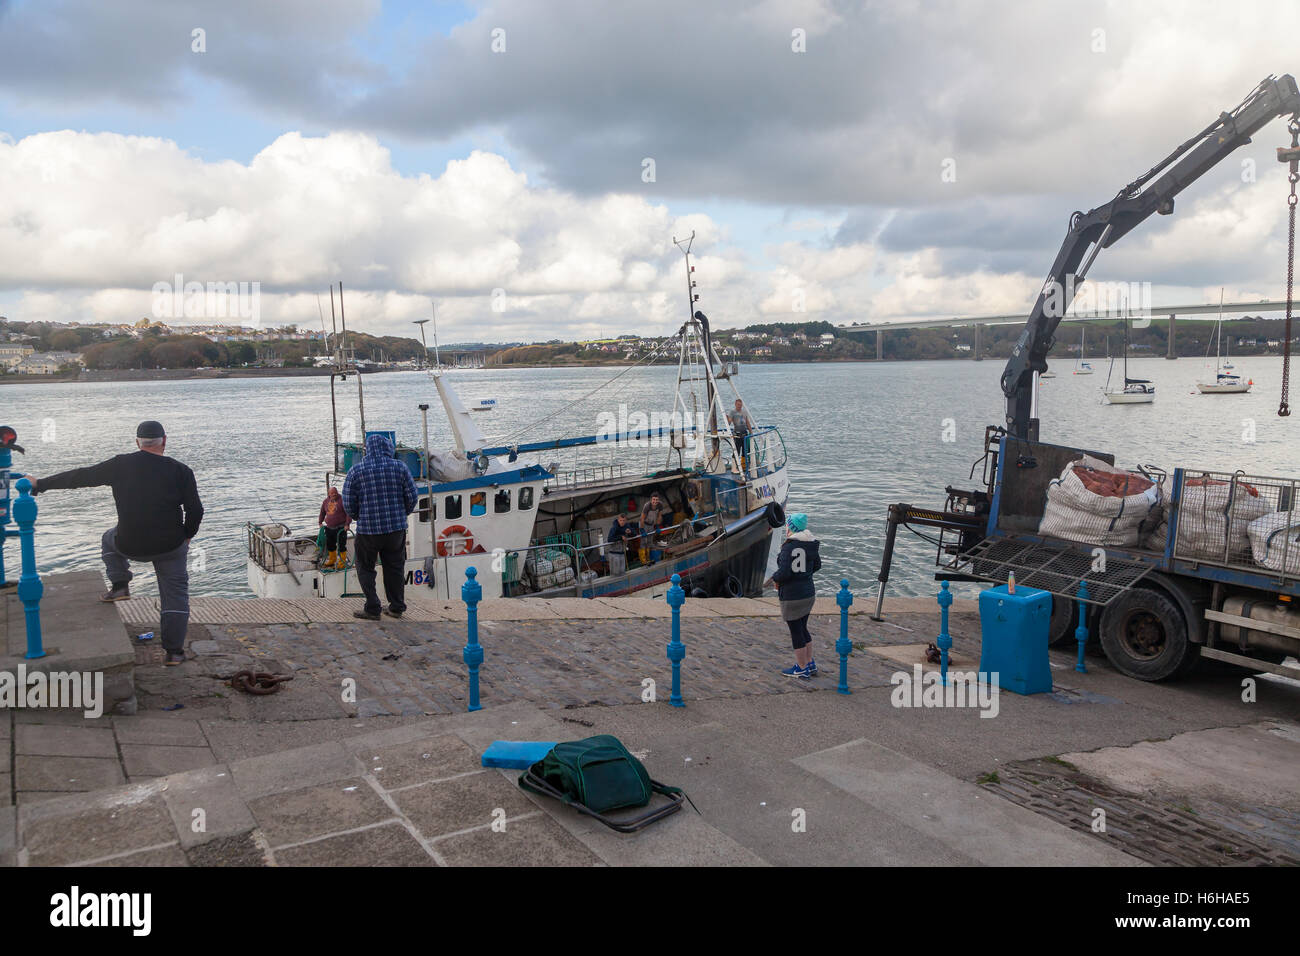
[3,579,1299,867]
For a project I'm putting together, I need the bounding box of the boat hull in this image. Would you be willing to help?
[1102,392,1155,404]
[1196,383,1250,393]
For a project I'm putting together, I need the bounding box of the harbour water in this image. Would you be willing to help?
[6,356,1298,599]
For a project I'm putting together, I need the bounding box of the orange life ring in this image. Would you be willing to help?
[437,525,475,557]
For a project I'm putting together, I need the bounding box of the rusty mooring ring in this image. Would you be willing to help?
[231,671,294,695]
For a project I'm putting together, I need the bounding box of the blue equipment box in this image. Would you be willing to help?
[978,584,1053,695]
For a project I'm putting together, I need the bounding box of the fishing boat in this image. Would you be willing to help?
[1072,326,1094,374]
[1196,291,1251,394]
[246,244,791,603]
[1101,309,1155,404]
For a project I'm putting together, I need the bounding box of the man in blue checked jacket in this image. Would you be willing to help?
[342,432,419,620]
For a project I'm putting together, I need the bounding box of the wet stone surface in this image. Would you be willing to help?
[133,611,975,720]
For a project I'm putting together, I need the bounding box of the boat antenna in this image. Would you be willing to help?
[431,299,443,370]
[340,281,366,439]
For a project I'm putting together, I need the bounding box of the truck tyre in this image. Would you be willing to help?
[1100,587,1196,681]
[1048,594,1080,647]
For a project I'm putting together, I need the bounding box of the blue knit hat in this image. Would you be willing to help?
[787,512,808,533]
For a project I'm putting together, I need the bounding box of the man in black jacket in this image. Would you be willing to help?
[30,421,203,665]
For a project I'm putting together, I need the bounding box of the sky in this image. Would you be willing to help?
[2,0,1299,343]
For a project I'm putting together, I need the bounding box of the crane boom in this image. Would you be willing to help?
[1003,74,1300,441]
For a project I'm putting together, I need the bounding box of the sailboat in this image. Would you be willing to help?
[1102,303,1155,404]
[1196,290,1250,394]
[1073,326,1094,374]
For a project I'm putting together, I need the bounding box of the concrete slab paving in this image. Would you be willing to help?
[391,770,537,837]
[359,734,483,790]
[15,754,124,793]
[435,811,603,867]
[247,777,396,847]
[793,738,1141,867]
[112,715,208,748]
[159,764,257,850]
[273,821,435,866]
[1061,719,1300,810]
[230,740,366,801]
[19,787,174,866]
[90,844,189,867]
[0,806,16,867]
[15,723,118,758]
[120,743,218,778]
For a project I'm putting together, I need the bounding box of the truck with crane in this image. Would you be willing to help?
[873,74,1300,681]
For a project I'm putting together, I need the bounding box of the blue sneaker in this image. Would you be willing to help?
[806,659,818,675]
[781,664,810,679]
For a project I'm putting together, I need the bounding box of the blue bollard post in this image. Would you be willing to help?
[666,573,685,708]
[836,578,853,695]
[13,478,43,659]
[462,565,483,711]
[0,441,16,588]
[936,580,953,686]
[1074,581,1090,674]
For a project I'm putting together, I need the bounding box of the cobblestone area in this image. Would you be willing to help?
[980,758,1300,866]
[176,610,972,719]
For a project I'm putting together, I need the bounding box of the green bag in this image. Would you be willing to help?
[315,526,327,550]
[518,734,694,832]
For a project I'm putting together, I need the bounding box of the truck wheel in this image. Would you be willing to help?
[1100,588,1195,681]
[1049,594,1080,647]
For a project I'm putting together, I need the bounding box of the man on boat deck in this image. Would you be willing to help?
[606,512,637,576]
[727,399,754,473]
[342,432,418,621]
[27,420,202,666]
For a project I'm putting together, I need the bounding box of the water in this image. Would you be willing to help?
[4,356,1297,599]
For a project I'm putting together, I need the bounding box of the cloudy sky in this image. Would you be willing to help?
[2,0,1299,342]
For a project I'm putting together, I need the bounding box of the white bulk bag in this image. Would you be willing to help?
[1175,476,1271,561]
[1247,511,1300,574]
[1038,455,1163,548]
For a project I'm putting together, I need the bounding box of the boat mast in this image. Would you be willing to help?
[673,231,724,466]
[1216,287,1224,372]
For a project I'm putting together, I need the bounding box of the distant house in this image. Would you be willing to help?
[771,336,791,346]
[0,345,35,368]
[752,346,773,357]
[14,351,78,374]
[791,332,807,344]
[819,333,835,346]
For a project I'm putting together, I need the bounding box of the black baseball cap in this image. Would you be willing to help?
[136,421,166,439]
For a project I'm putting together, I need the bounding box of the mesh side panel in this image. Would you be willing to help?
[951,536,1155,606]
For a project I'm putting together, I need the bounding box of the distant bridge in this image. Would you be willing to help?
[837,299,1293,360]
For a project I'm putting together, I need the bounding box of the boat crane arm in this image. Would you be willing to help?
[1003,73,1300,441]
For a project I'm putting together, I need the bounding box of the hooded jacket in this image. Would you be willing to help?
[770,529,821,602]
[341,433,418,535]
